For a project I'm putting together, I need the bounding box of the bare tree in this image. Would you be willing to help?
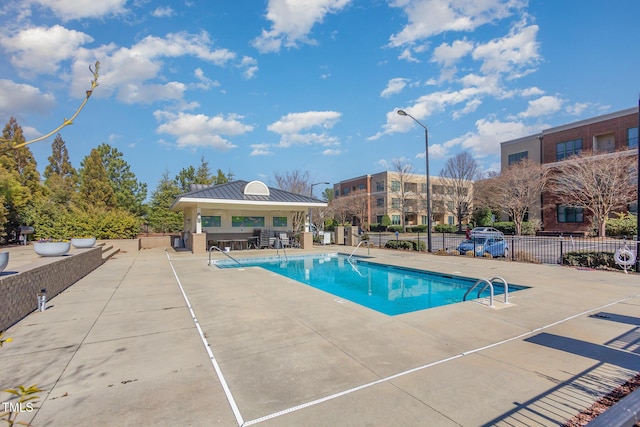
[273,170,312,232]
[439,151,479,231]
[346,190,370,230]
[330,196,351,225]
[550,151,637,237]
[389,159,416,231]
[491,159,548,235]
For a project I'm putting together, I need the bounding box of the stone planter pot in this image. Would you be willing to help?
[71,237,96,248]
[0,251,9,273]
[33,241,71,257]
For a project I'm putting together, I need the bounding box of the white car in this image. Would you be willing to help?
[470,227,503,238]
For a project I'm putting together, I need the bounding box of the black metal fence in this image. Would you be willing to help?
[368,231,639,272]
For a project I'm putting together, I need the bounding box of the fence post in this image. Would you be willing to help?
[511,233,515,261]
[442,232,445,251]
[559,234,563,265]
[417,230,420,251]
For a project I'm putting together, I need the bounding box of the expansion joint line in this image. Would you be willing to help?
[165,251,244,427]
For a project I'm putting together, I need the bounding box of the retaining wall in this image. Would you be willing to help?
[0,246,103,332]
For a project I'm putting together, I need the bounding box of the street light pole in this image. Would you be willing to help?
[310,181,329,235]
[397,109,432,252]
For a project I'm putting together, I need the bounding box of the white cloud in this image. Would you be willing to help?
[381,78,409,98]
[443,118,539,158]
[0,79,55,116]
[322,148,342,155]
[250,143,273,156]
[565,102,591,116]
[517,95,563,118]
[520,86,544,97]
[252,0,352,53]
[268,111,341,147]
[389,0,524,47]
[193,68,220,90]
[431,39,474,67]
[26,0,127,21]
[152,6,175,18]
[118,81,187,104]
[472,22,540,78]
[0,25,93,74]
[238,56,259,79]
[154,111,253,150]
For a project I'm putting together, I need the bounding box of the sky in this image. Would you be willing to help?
[0,0,639,199]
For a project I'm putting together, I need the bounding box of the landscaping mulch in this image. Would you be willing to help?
[563,373,640,426]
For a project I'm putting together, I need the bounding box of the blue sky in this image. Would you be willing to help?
[0,0,638,198]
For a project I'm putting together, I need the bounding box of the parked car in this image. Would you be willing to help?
[469,226,503,238]
[457,235,509,258]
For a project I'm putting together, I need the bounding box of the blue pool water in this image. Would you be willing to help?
[215,254,526,316]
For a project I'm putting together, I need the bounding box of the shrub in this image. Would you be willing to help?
[493,222,515,235]
[384,239,425,251]
[408,225,428,232]
[369,223,387,232]
[562,251,617,269]
[434,224,457,233]
[513,250,541,264]
[388,225,404,233]
[606,213,637,237]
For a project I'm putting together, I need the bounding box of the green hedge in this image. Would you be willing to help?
[606,213,637,237]
[384,239,425,251]
[387,225,404,233]
[407,225,428,232]
[562,251,618,269]
[434,224,457,233]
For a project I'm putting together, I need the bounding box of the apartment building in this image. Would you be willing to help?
[500,106,639,234]
[333,171,473,228]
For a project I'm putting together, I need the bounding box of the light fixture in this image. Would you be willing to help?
[397,109,432,252]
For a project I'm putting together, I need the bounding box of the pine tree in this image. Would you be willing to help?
[0,118,43,239]
[44,134,78,205]
[95,143,147,215]
[148,170,183,233]
[79,148,116,209]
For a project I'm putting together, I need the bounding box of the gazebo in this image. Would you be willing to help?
[170,180,328,254]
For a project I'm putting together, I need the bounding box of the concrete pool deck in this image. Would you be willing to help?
[1,245,640,426]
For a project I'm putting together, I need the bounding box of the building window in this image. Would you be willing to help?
[629,127,638,149]
[420,183,427,193]
[376,181,384,191]
[376,198,384,208]
[342,187,350,196]
[447,216,454,225]
[391,180,400,191]
[556,139,582,161]
[391,215,401,225]
[391,198,401,209]
[273,217,287,227]
[508,151,528,165]
[557,205,583,223]
[421,215,428,225]
[376,215,383,223]
[358,183,365,191]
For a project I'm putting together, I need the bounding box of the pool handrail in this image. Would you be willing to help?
[475,276,509,304]
[208,245,242,266]
[275,237,288,261]
[348,239,370,261]
[463,278,494,307]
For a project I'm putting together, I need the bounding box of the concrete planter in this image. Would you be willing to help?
[71,237,96,248]
[33,241,71,257]
[0,251,8,273]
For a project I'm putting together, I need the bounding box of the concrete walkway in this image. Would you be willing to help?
[1,245,640,426]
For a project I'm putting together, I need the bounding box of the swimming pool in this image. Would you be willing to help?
[214,254,526,315]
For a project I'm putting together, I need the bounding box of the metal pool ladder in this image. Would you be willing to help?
[348,239,370,261]
[462,276,510,308]
[208,245,242,266]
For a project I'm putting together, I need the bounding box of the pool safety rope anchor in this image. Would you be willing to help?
[614,241,636,274]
